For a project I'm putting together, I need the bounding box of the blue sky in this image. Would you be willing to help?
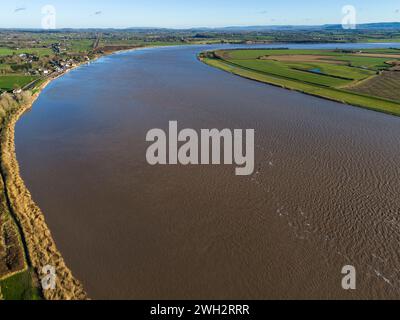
[1,0,400,29]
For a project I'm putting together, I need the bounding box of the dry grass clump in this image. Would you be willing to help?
[0,186,26,278]
[0,93,18,122]
[0,90,87,300]
[0,94,25,279]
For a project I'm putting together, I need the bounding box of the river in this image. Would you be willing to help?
[15,43,400,299]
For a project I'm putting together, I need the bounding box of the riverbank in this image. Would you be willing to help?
[0,52,107,299]
[199,49,400,117]
[0,42,166,299]
[0,44,177,299]
[0,77,87,299]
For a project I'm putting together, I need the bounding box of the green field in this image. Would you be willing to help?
[68,39,96,53]
[0,270,42,300]
[0,47,53,57]
[0,75,38,91]
[201,49,400,116]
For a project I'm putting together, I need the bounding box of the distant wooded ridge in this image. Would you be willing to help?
[2,22,400,32]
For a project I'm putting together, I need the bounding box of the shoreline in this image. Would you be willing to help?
[0,45,164,299]
[3,42,398,299]
[0,74,87,299]
[0,45,170,299]
[199,52,400,117]
[0,55,108,299]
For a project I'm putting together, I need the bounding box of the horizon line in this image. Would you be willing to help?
[1,21,400,31]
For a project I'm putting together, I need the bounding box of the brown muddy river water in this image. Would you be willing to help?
[15,44,400,299]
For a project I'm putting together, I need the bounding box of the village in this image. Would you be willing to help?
[0,38,94,96]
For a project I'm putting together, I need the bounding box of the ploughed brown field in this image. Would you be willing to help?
[349,71,400,102]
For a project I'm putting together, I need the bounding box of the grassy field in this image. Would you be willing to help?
[201,48,400,116]
[0,270,41,300]
[0,47,53,57]
[68,39,96,53]
[0,75,38,91]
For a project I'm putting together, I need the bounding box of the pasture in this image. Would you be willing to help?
[201,48,400,116]
[0,47,53,57]
[0,75,38,91]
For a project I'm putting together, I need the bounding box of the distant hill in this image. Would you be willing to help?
[323,22,400,30]
[2,22,400,33]
[95,22,400,32]
[209,22,400,32]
